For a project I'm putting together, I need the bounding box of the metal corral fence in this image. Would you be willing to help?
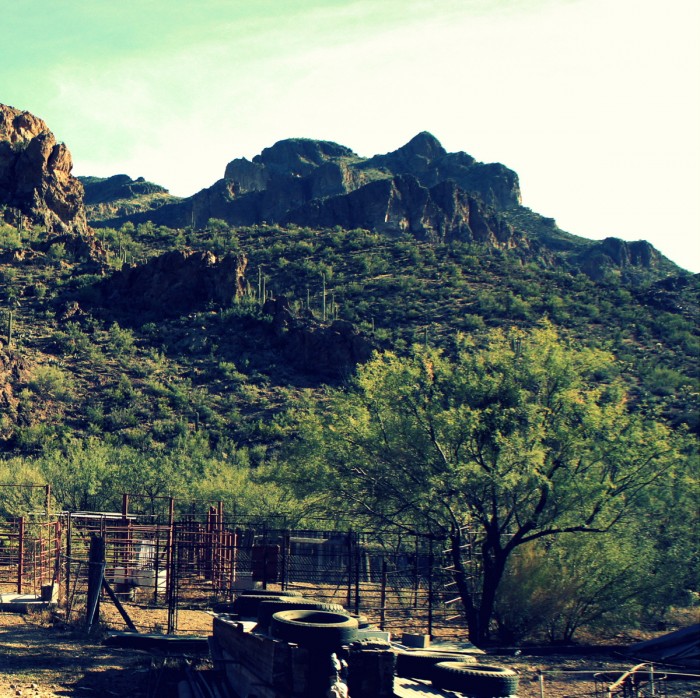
[533,664,670,698]
[0,517,60,596]
[528,662,700,698]
[1,498,470,636]
[167,519,458,635]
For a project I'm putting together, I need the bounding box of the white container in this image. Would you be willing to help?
[107,566,130,585]
[131,568,167,590]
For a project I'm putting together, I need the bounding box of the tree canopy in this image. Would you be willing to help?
[283,324,685,642]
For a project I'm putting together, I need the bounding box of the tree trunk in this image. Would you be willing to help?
[450,527,510,645]
[477,548,508,645]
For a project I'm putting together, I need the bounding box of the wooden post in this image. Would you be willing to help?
[86,535,105,633]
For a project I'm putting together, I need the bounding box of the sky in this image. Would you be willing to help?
[3,0,699,272]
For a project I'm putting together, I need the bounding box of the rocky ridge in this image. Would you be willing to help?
[86,130,679,280]
[0,103,682,281]
[96,132,524,250]
[79,173,180,222]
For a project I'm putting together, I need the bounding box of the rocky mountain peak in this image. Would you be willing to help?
[253,138,355,177]
[0,103,89,236]
[389,131,447,166]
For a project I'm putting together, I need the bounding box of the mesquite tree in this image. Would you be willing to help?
[284,325,682,643]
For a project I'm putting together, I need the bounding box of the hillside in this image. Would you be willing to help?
[1,217,697,457]
[0,102,696,489]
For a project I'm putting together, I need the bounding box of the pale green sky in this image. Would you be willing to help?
[2,0,699,271]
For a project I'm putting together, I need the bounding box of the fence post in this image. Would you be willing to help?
[413,535,419,609]
[167,529,177,635]
[380,557,387,631]
[427,538,434,638]
[346,530,353,608]
[165,497,174,606]
[17,517,25,594]
[281,530,290,590]
[86,535,105,633]
[354,534,361,615]
[65,513,72,602]
[216,501,224,592]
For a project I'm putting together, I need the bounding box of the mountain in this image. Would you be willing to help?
[98,132,523,250]
[0,104,697,458]
[87,131,679,282]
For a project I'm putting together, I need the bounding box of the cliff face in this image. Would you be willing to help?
[284,175,519,247]
[363,132,521,209]
[0,104,89,236]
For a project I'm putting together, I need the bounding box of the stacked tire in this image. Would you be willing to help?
[394,650,478,680]
[395,649,519,696]
[431,662,519,696]
[256,598,347,632]
[268,608,359,698]
[269,608,359,648]
[222,589,303,617]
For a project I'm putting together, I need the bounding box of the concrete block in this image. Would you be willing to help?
[401,633,431,648]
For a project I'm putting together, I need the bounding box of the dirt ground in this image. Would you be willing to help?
[1,606,698,698]
[0,605,213,698]
[0,611,150,697]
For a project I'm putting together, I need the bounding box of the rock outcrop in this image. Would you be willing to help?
[93,250,248,316]
[262,297,372,378]
[79,173,179,223]
[0,348,31,440]
[0,103,89,235]
[578,237,676,281]
[284,175,518,246]
[363,132,521,209]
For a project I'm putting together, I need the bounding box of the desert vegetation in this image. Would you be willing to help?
[1,213,698,643]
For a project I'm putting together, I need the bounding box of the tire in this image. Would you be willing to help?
[270,609,359,648]
[230,594,287,617]
[394,650,478,680]
[239,589,303,597]
[431,662,519,696]
[346,612,371,629]
[256,598,346,630]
